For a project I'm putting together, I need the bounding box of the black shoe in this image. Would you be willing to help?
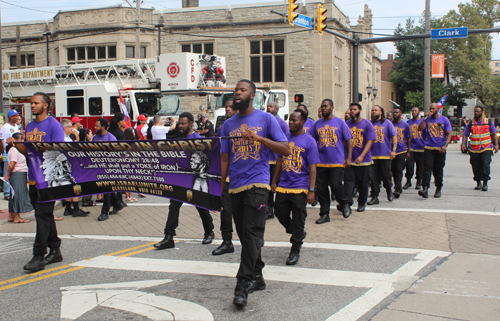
[212,240,234,255]
[387,189,394,202]
[97,212,109,221]
[110,204,124,215]
[315,214,330,224]
[434,188,442,198]
[475,181,482,190]
[23,255,45,272]
[233,279,249,308]
[72,209,90,217]
[481,182,488,191]
[415,180,422,190]
[202,232,215,244]
[357,204,366,212]
[403,181,412,189]
[121,201,128,207]
[367,197,379,205]
[63,208,73,216]
[342,204,352,218]
[154,235,175,249]
[336,204,342,212]
[248,275,266,293]
[418,187,429,198]
[44,249,63,265]
[393,190,401,199]
[286,245,301,265]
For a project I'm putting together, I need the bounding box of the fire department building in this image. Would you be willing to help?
[1,0,382,118]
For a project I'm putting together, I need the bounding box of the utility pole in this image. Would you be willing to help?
[424,0,431,112]
[135,0,141,59]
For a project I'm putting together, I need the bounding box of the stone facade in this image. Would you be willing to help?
[1,1,382,119]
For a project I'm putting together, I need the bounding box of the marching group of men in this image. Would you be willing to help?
[16,80,499,310]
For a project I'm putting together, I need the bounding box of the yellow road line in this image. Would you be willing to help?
[0,241,158,292]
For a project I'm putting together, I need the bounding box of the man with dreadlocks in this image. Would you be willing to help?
[15,92,65,273]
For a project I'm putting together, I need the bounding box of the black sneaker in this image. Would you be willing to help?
[247,275,266,293]
[72,209,90,217]
[63,208,73,216]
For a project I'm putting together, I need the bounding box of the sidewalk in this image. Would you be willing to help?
[1,199,499,320]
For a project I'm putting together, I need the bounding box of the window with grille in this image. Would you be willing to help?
[180,43,214,55]
[9,54,35,69]
[66,45,116,64]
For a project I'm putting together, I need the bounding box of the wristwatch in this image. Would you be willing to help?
[308,187,316,192]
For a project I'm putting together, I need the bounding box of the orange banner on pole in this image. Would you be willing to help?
[432,54,445,78]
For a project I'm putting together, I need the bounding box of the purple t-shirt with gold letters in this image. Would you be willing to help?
[407,118,425,151]
[370,119,397,159]
[220,109,287,193]
[424,115,452,149]
[312,116,353,167]
[346,119,376,165]
[392,120,412,154]
[25,116,65,182]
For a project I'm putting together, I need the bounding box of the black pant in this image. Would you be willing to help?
[370,159,392,197]
[29,185,60,256]
[274,192,307,246]
[231,187,268,281]
[267,164,280,213]
[102,192,120,213]
[423,149,446,188]
[392,153,407,192]
[220,183,233,241]
[470,151,492,182]
[316,167,348,215]
[164,200,214,236]
[405,151,424,181]
[345,165,370,206]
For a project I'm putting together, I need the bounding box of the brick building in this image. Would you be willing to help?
[1,0,382,118]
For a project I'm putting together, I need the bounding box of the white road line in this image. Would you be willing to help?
[71,256,406,289]
[0,233,451,256]
[124,202,498,216]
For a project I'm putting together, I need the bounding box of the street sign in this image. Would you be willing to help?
[431,27,468,39]
[294,14,312,29]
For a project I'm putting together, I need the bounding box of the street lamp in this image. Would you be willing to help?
[43,25,52,66]
[373,88,378,104]
[366,86,372,110]
[155,15,165,61]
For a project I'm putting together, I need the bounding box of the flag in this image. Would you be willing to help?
[437,95,448,115]
[389,100,400,111]
[118,89,132,128]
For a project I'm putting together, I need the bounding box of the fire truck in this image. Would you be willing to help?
[2,53,289,131]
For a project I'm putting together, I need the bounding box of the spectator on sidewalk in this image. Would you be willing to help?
[0,109,21,201]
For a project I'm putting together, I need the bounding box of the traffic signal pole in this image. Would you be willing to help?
[271,8,500,106]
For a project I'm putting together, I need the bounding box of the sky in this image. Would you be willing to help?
[1,0,499,59]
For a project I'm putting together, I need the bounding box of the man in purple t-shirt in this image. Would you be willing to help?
[391,105,412,198]
[220,80,289,308]
[297,104,316,136]
[155,112,215,250]
[15,93,65,273]
[345,103,376,212]
[266,102,290,219]
[93,118,123,221]
[271,109,319,266]
[417,103,453,198]
[404,106,425,190]
[312,99,353,222]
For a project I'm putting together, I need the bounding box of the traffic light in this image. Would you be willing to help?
[317,4,327,35]
[288,0,299,25]
[294,94,304,104]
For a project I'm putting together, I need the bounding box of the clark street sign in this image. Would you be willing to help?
[294,14,312,29]
[431,27,468,39]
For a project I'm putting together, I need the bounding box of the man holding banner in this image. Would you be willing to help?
[15,92,65,272]
[418,103,453,198]
[220,80,290,308]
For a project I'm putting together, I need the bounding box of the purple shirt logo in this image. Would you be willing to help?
[229,124,263,161]
[374,125,386,143]
[317,125,339,148]
[283,141,305,174]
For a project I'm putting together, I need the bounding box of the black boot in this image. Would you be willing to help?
[387,189,394,202]
[247,274,266,293]
[212,240,234,255]
[481,181,488,191]
[23,255,45,272]
[475,181,482,190]
[415,179,422,190]
[44,248,63,265]
[393,189,401,199]
[154,235,175,249]
[233,278,249,308]
[202,232,215,244]
[97,212,109,221]
[315,214,330,224]
[342,204,352,219]
[403,180,412,189]
[286,245,301,265]
[418,186,429,198]
[434,187,442,198]
[367,197,379,205]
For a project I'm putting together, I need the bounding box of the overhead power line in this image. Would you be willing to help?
[0,0,57,14]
